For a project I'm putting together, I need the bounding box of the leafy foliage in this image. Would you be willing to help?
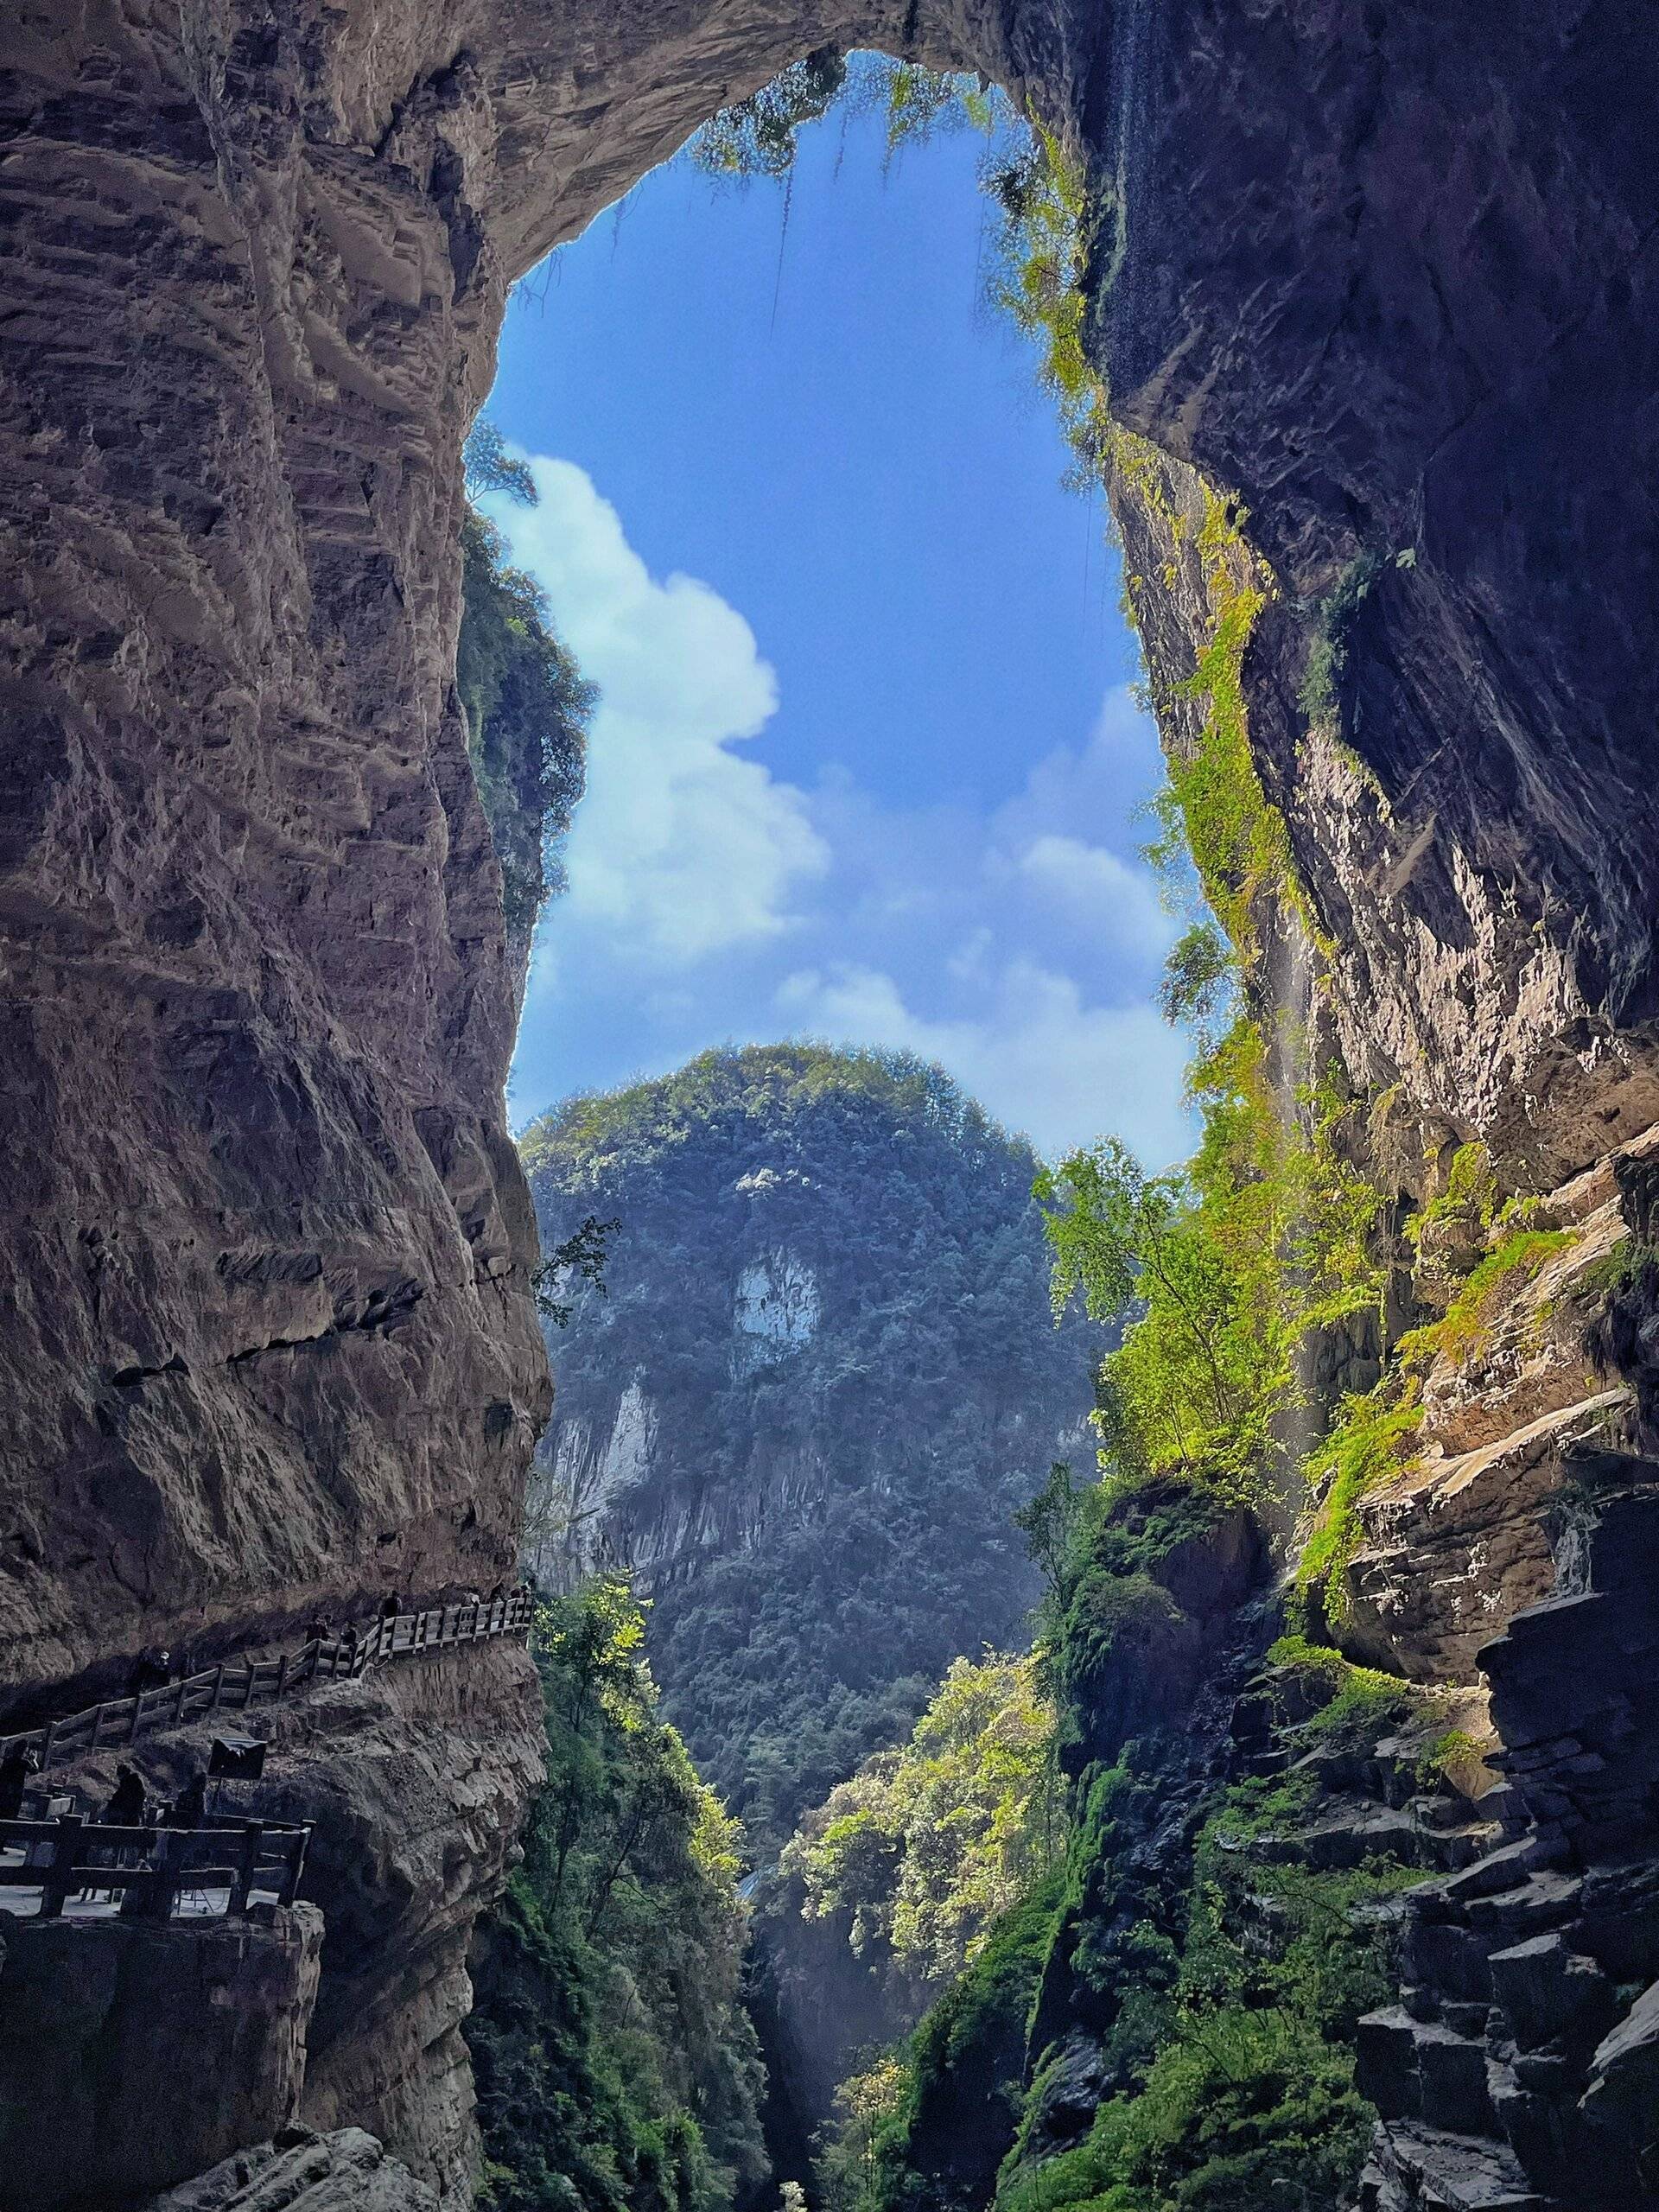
[1297,1220,1576,1619]
[522,1044,1106,1853]
[457,478,594,943]
[988,1746,1416,2212]
[1398,1228,1575,1367]
[1036,1024,1382,1503]
[1293,1384,1423,1621]
[782,1651,1063,1999]
[534,1214,622,1329]
[693,48,849,177]
[853,1872,1070,2212]
[467,1581,767,2212]
[1299,551,1385,722]
[467,415,541,507]
[846,1712,1419,2212]
[818,2056,910,2212]
[1156,924,1235,1039]
[692,53,999,181]
[981,131,1112,488]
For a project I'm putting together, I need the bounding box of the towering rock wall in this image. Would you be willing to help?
[3,0,1657,2203]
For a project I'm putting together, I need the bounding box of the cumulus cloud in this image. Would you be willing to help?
[495,451,1195,1166]
[485,460,828,964]
[1010,835,1173,957]
[773,960,1190,1166]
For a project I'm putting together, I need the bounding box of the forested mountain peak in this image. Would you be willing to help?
[519,1043,1108,1851]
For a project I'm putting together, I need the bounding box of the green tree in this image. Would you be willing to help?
[783,1650,1062,1999]
[457,503,594,941]
[1036,1022,1382,1501]
[467,1581,768,2212]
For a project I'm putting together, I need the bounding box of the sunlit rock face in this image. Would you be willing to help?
[732,1253,820,1369]
[2,0,1656,2202]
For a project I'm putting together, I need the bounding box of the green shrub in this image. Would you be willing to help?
[457,503,594,938]
[466,1585,767,2212]
[1299,551,1384,722]
[1398,1227,1576,1371]
[864,1873,1071,2212]
[1294,1388,1422,1618]
[783,1650,1064,1997]
[1038,1024,1384,1510]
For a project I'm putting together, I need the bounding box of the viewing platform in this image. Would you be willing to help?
[0,1812,309,1923]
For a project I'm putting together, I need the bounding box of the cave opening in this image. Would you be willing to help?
[486,60,1190,1178]
[8,8,1659,2207]
[470,64,1191,2197]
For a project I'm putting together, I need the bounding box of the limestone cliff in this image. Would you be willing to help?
[3,1,1658,2206]
[520,1045,1103,1849]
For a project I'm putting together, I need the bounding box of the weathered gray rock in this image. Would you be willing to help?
[1488,1936,1615,2056]
[1357,2119,1546,2212]
[142,2126,437,2212]
[0,1907,322,2212]
[1580,1980,1659,2186]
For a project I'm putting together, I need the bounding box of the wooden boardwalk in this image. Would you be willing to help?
[0,1588,536,1775]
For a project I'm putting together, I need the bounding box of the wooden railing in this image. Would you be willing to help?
[0,1813,310,1921]
[0,1588,535,1774]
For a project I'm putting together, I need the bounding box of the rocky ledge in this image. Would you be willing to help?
[142,2127,437,2212]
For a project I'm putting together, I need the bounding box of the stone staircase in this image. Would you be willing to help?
[1353,1480,1659,2209]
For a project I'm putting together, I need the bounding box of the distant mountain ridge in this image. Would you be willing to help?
[518,1041,1108,1850]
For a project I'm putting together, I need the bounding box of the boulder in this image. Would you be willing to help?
[141,2126,437,2212]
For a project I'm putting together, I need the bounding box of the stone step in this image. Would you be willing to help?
[1357,2006,1499,2137]
[1357,2118,1548,2211]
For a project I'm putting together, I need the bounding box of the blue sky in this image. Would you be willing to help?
[487,95,1192,1164]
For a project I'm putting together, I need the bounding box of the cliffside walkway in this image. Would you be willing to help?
[0,1587,537,1776]
[0,1812,310,1923]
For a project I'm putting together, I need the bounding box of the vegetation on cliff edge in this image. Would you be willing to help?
[467,1581,767,2212]
[459,419,594,945]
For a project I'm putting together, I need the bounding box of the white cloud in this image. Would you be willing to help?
[499,449,1195,1167]
[774,959,1191,1166]
[1011,833,1173,956]
[486,460,828,963]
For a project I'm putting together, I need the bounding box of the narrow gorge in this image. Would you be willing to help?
[1,3,1657,2211]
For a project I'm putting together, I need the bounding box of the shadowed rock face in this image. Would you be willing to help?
[4,0,1656,1673]
[1097,0,1659,1181]
[3,0,1657,2201]
[0,1907,323,2211]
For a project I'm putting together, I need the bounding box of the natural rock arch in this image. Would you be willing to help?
[2,8,1658,2192]
[3,0,1656,1689]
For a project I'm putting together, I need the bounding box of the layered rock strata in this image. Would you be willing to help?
[1330,1138,1659,2206]
[0,1905,323,2212]
[1357,1472,1659,2209]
